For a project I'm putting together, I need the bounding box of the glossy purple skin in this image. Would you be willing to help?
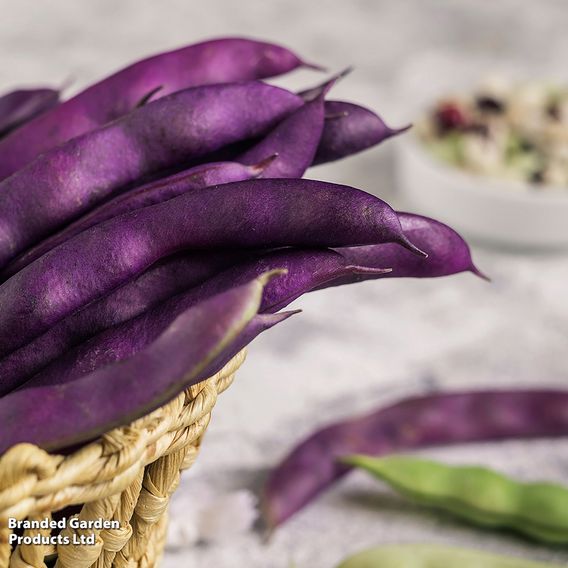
[3,158,276,279]
[0,251,244,394]
[19,307,296,394]
[0,37,312,179]
[0,82,302,269]
[11,249,382,389]
[325,212,484,288]
[0,247,382,393]
[0,276,280,453]
[263,390,568,528]
[192,248,389,314]
[313,100,409,165]
[238,95,325,178]
[0,179,418,357]
[0,88,59,137]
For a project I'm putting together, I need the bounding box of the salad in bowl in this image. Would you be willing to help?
[396,53,568,250]
[418,79,568,189]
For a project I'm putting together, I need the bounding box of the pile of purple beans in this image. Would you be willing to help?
[0,37,481,455]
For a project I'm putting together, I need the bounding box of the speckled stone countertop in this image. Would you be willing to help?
[2,1,568,566]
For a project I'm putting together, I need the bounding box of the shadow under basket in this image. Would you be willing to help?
[0,349,246,568]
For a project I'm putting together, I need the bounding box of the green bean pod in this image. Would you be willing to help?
[337,544,563,568]
[344,455,568,545]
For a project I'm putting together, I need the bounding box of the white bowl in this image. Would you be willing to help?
[392,50,568,250]
[397,135,568,250]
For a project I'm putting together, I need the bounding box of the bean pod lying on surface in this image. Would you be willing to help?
[345,454,568,544]
[0,178,421,358]
[337,544,562,568]
[0,37,315,179]
[262,390,568,528]
[0,81,302,269]
[0,272,286,453]
[2,156,277,278]
[0,87,59,137]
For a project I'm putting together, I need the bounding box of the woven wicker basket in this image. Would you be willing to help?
[0,349,246,568]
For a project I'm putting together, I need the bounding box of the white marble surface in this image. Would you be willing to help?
[2,1,568,566]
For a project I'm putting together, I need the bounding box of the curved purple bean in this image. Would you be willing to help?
[11,249,383,391]
[313,101,410,165]
[297,67,353,102]
[195,248,390,314]
[0,246,387,394]
[0,179,421,357]
[325,212,486,287]
[237,93,326,179]
[234,72,348,177]
[0,82,301,269]
[262,390,568,528]
[19,307,298,393]
[0,37,316,179]
[0,251,245,394]
[0,88,59,137]
[3,156,277,279]
[0,273,283,453]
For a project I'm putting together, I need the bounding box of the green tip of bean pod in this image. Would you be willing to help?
[336,544,564,568]
[258,268,288,286]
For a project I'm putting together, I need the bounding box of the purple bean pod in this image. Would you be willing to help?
[0,82,302,269]
[0,88,59,137]
[194,248,390,314]
[237,94,326,178]
[0,251,246,394]
[263,390,568,528]
[324,211,486,287]
[10,249,384,391]
[314,100,410,165]
[3,155,278,279]
[0,211,476,391]
[0,179,421,357]
[0,37,317,179]
[237,74,345,178]
[0,272,286,453]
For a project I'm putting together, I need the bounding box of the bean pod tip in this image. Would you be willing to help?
[398,234,428,258]
[249,153,280,176]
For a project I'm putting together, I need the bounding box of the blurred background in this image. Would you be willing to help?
[2,1,568,566]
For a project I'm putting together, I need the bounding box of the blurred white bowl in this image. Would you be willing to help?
[397,134,568,249]
[393,50,568,250]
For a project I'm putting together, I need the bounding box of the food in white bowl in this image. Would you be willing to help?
[418,78,568,189]
[397,78,568,250]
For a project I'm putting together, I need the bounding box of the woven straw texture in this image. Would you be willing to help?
[0,349,246,568]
